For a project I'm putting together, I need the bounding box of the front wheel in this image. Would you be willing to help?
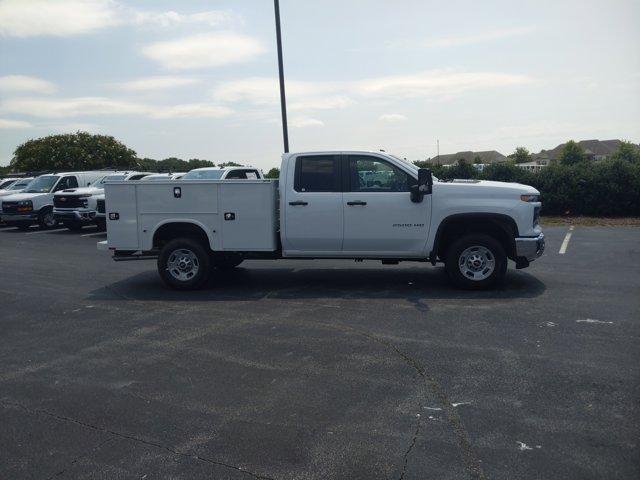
[445,234,507,289]
[157,238,211,290]
[38,210,58,229]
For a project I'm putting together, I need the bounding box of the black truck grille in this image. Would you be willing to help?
[1,201,18,214]
[54,195,86,208]
[96,199,105,213]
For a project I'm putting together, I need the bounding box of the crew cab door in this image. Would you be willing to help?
[282,154,343,255]
[342,154,430,255]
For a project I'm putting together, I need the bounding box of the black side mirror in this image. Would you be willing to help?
[410,168,433,203]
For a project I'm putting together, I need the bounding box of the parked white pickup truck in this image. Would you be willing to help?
[100,151,544,290]
[53,171,150,230]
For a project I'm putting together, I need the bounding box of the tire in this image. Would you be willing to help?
[213,255,244,270]
[63,220,83,231]
[445,233,507,289]
[157,237,211,290]
[38,209,58,229]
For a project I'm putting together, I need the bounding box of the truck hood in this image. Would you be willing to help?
[0,189,25,197]
[437,179,539,196]
[1,192,49,202]
[55,186,103,196]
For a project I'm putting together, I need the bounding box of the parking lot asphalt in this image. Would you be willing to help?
[0,224,638,480]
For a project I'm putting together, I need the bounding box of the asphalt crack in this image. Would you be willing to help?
[398,412,422,480]
[2,400,275,480]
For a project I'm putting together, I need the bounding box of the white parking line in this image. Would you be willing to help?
[81,231,106,237]
[26,228,67,235]
[559,226,574,254]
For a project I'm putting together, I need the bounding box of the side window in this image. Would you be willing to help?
[129,174,147,180]
[245,170,259,179]
[225,170,245,179]
[55,176,78,191]
[295,155,340,192]
[348,156,411,192]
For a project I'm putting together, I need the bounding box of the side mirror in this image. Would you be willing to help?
[410,168,433,203]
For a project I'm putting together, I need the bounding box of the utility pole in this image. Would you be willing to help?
[273,0,289,153]
[437,139,440,162]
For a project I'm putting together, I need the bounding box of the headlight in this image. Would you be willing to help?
[520,194,540,202]
[17,200,33,212]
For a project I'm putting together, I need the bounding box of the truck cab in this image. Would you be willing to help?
[100,151,544,290]
[1,171,108,229]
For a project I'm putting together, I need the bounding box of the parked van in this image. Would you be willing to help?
[0,177,33,198]
[1,171,111,229]
[53,171,150,230]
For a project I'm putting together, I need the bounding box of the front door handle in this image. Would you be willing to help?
[289,200,308,206]
[347,201,367,206]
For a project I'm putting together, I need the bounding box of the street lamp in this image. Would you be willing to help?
[273,0,289,153]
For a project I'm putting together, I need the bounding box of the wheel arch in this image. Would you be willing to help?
[431,213,519,263]
[151,220,213,251]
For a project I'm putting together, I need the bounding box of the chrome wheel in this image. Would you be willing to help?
[43,212,57,228]
[458,245,495,281]
[167,248,200,282]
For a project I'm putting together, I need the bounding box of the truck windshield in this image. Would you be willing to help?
[24,175,59,193]
[0,179,16,189]
[97,174,126,185]
[10,180,31,190]
[182,170,224,180]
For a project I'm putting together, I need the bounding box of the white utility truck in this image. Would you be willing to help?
[2,171,109,229]
[99,151,545,290]
[53,171,150,230]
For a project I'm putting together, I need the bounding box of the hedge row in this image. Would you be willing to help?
[428,160,640,216]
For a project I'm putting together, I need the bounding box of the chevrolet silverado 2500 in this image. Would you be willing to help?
[99,151,544,290]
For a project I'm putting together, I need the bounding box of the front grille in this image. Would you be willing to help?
[96,199,105,213]
[54,195,86,208]
[1,201,18,214]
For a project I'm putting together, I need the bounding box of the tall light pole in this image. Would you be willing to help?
[273,0,289,153]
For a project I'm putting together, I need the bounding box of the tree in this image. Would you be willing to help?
[473,155,482,164]
[265,167,280,178]
[218,161,243,167]
[11,132,137,172]
[187,158,215,169]
[509,147,532,164]
[610,141,640,163]
[558,140,586,166]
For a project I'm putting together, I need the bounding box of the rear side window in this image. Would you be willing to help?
[295,155,340,192]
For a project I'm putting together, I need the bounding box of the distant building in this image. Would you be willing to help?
[532,139,628,163]
[431,150,508,166]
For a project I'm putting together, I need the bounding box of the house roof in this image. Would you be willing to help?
[539,139,626,160]
[431,150,508,165]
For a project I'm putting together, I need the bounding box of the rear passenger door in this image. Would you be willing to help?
[282,154,343,255]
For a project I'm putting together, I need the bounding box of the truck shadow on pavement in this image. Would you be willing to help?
[89,265,546,306]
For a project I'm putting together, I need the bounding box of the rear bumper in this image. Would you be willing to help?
[515,233,545,262]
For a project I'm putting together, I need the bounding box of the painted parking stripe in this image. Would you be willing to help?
[26,228,68,235]
[81,231,106,237]
[559,226,574,254]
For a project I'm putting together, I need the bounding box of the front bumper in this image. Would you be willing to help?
[0,212,37,222]
[54,208,99,222]
[515,233,545,262]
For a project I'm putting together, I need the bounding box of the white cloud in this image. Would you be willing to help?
[0,0,238,37]
[214,70,534,110]
[0,96,232,120]
[141,33,265,70]
[355,70,534,99]
[0,75,56,94]
[0,0,119,37]
[379,113,407,122]
[0,118,33,128]
[388,27,537,49]
[115,76,200,92]
[289,116,324,128]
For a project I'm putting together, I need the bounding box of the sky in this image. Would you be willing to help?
[0,0,639,170]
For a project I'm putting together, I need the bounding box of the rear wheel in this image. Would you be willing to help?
[157,237,211,290]
[445,234,507,289]
[38,210,58,229]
